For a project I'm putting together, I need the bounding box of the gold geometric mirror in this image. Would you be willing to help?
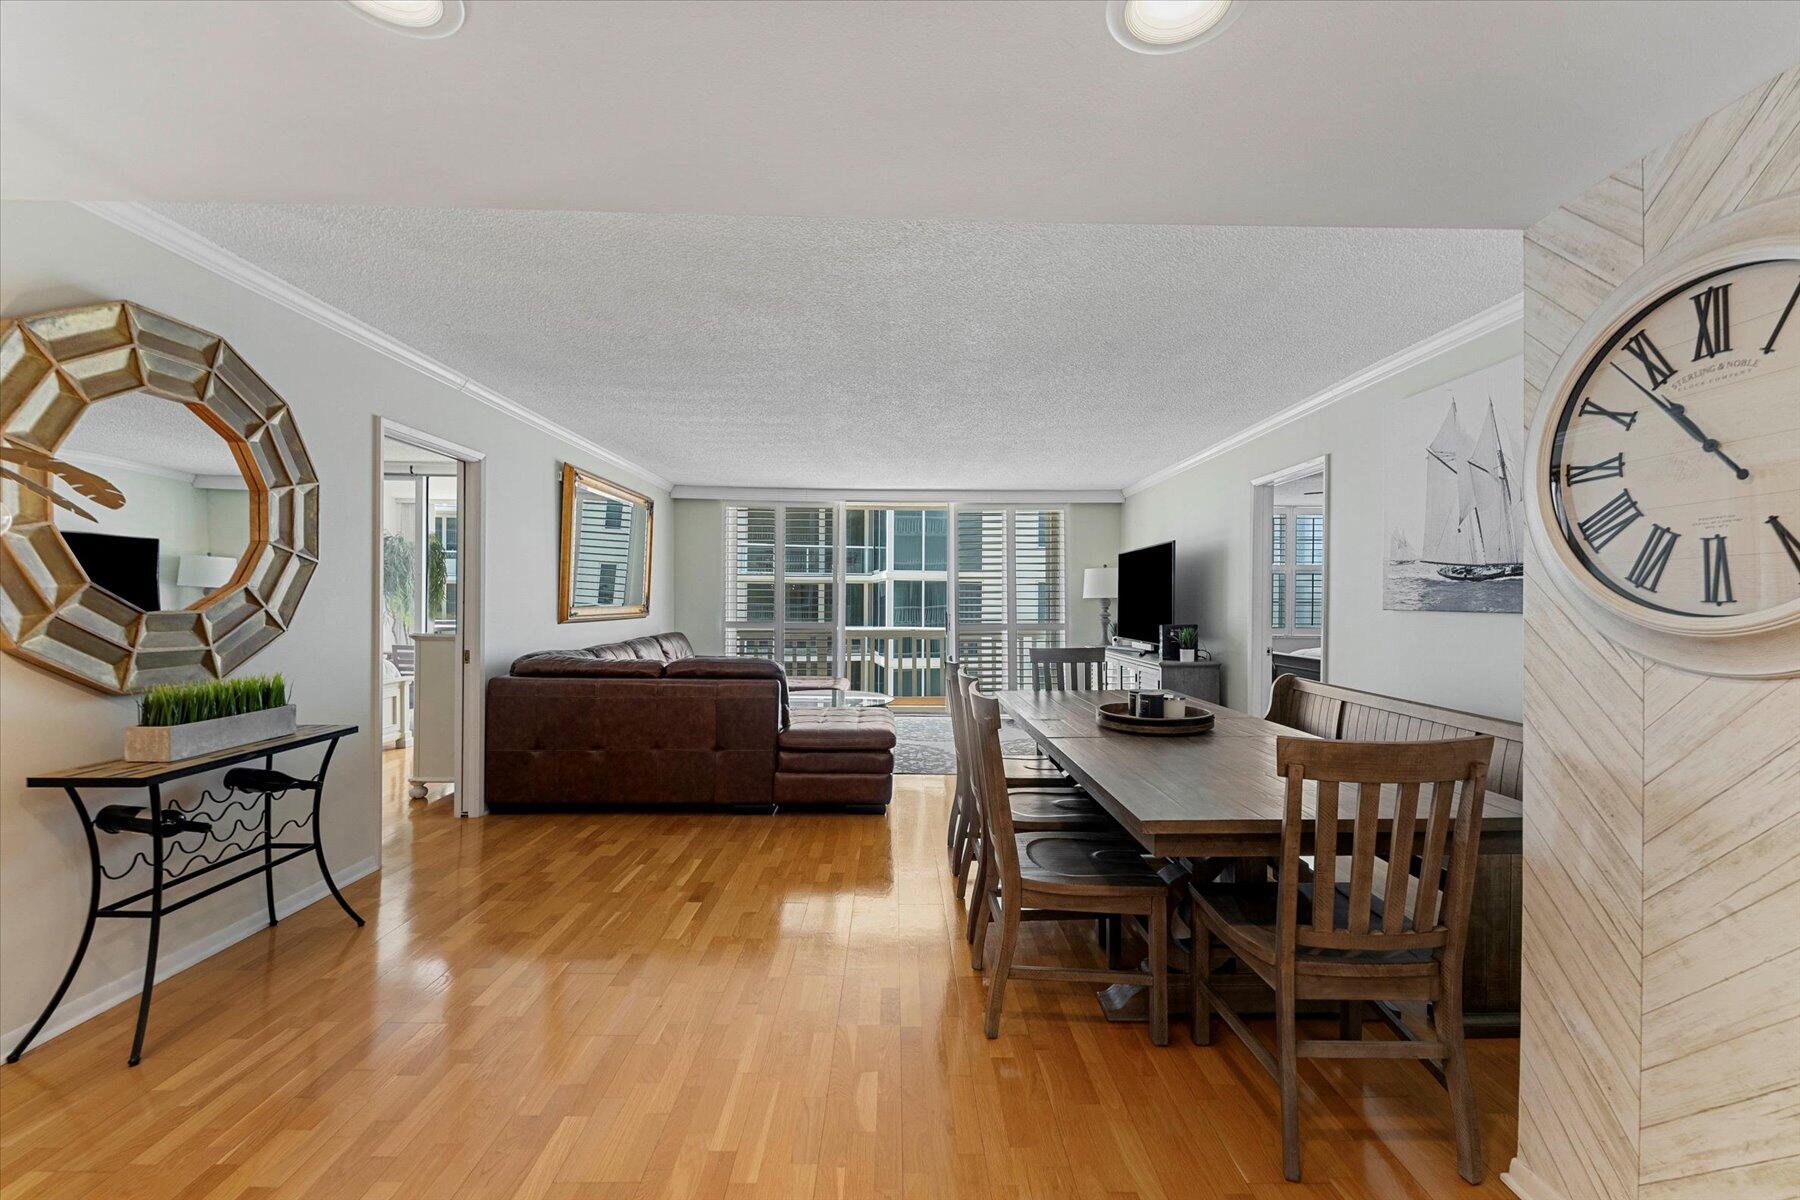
[0,301,319,694]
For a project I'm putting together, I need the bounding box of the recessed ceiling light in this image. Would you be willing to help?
[345,0,465,38]
[1107,0,1244,54]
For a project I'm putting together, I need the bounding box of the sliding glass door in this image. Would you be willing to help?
[723,502,1066,706]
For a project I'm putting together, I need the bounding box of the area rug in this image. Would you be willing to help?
[892,714,1037,775]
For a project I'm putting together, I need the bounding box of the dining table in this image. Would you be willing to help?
[993,688,1524,1023]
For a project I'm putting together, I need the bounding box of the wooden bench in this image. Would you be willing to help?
[1266,675,1522,1032]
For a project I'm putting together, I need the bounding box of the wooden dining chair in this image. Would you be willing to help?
[1028,645,1107,691]
[1188,735,1494,1183]
[945,664,1115,941]
[943,656,1090,875]
[963,674,1187,1044]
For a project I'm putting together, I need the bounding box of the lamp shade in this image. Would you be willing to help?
[177,554,237,590]
[1082,566,1118,600]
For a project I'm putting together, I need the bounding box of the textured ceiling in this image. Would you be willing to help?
[60,392,243,478]
[4,2,1798,228]
[150,205,1520,490]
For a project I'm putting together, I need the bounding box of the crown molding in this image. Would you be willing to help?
[670,485,1124,504]
[59,449,195,485]
[1122,292,1524,498]
[73,201,674,493]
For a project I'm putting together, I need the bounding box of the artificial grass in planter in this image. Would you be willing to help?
[136,674,289,727]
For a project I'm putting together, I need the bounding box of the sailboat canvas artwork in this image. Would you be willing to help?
[1382,357,1525,614]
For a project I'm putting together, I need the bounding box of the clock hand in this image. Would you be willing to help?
[1607,362,1750,480]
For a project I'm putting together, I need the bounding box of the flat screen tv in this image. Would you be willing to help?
[1115,541,1174,646]
[61,530,161,611]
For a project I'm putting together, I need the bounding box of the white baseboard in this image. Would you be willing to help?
[3,856,378,1058]
[1501,1157,1565,1200]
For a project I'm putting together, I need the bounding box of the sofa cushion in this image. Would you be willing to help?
[665,655,785,680]
[509,653,666,678]
[580,632,696,662]
[779,707,897,752]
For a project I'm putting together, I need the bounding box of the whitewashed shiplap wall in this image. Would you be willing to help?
[1510,65,1800,1200]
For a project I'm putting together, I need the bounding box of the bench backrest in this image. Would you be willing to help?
[1266,675,1524,800]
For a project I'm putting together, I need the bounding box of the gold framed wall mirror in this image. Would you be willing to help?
[1,301,318,694]
[557,464,652,622]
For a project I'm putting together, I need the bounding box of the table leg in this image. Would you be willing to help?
[128,785,165,1067]
[6,788,102,1063]
[261,754,277,927]
[310,739,364,927]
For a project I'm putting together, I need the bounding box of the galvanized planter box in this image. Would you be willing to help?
[124,705,299,763]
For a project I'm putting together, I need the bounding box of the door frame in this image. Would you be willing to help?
[1249,455,1330,717]
[372,418,487,819]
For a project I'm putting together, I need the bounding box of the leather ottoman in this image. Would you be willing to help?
[774,707,897,811]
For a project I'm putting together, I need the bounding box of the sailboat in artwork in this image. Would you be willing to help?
[1418,398,1524,582]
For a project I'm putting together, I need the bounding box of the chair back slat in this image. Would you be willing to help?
[1029,646,1106,692]
[1412,778,1458,932]
[1278,736,1492,958]
[944,655,970,814]
[1383,781,1421,933]
[1345,783,1380,934]
[964,675,1022,896]
[1310,779,1339,933]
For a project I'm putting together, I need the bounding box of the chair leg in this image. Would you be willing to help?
[1434,994,1485,1184]
[1190,924,1211,1045]
[1277,984,1301,1182]
[1147,898,1169,1047]
[1339,1000,1363,1041]
[983,903,1019,1039]
[1106,915,1126,970]
[964,843,990,947]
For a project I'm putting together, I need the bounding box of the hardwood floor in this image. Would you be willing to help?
[0,769,1520,1199]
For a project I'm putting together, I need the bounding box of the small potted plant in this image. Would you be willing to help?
[1176,627,1200,662]
[125,674,296,762]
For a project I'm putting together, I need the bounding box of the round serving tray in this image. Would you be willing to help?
[1096,699,1214,736]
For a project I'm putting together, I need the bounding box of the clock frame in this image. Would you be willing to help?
[1526,197,1800,679]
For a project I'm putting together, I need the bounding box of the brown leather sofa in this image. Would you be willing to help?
[486,632,895,812]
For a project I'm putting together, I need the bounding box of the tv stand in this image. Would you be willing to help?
[1103,646,1221,703]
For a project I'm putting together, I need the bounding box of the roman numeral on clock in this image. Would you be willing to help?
[1692,284,1730,359]
[1567,454,1625,485]
[1578,489,1643,551]
[1770,515,1800,575]
[1765,278,1799,354]
[1701,535,1733,605]
[1621,330,1677,389]
[1625,525,1679,592]
[1579,398,1638,429]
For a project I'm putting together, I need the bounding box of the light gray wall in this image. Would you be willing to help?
[0,200,675,1047]
[670,499,1121,655]
[1120,321,1524,720]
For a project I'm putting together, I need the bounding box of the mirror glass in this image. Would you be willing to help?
[560,465,652,621]
[52,392,251,611]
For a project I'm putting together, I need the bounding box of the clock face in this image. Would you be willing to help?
[1548,258,1800,620]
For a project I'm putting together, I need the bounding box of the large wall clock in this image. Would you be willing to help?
[1528,198,1800,678]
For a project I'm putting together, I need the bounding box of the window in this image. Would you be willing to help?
[1270,505,1324,631]
[722,503,1067,703]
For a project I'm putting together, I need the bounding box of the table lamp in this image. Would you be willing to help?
[177,554,237,592]
[1082,566,1118,646]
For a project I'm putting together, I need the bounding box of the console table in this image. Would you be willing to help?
[1103,646,1222,702]
[7,724,363,1067]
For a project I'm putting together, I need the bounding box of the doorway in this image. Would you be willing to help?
[1250,457,1329,717]
[373,422,485,819]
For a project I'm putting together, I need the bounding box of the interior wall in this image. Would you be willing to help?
[0,200,675,1050]
[1119,325,1525,720]
[670,498,1122,658]
[55,461,219,608]
[1510,66,1800,1200]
